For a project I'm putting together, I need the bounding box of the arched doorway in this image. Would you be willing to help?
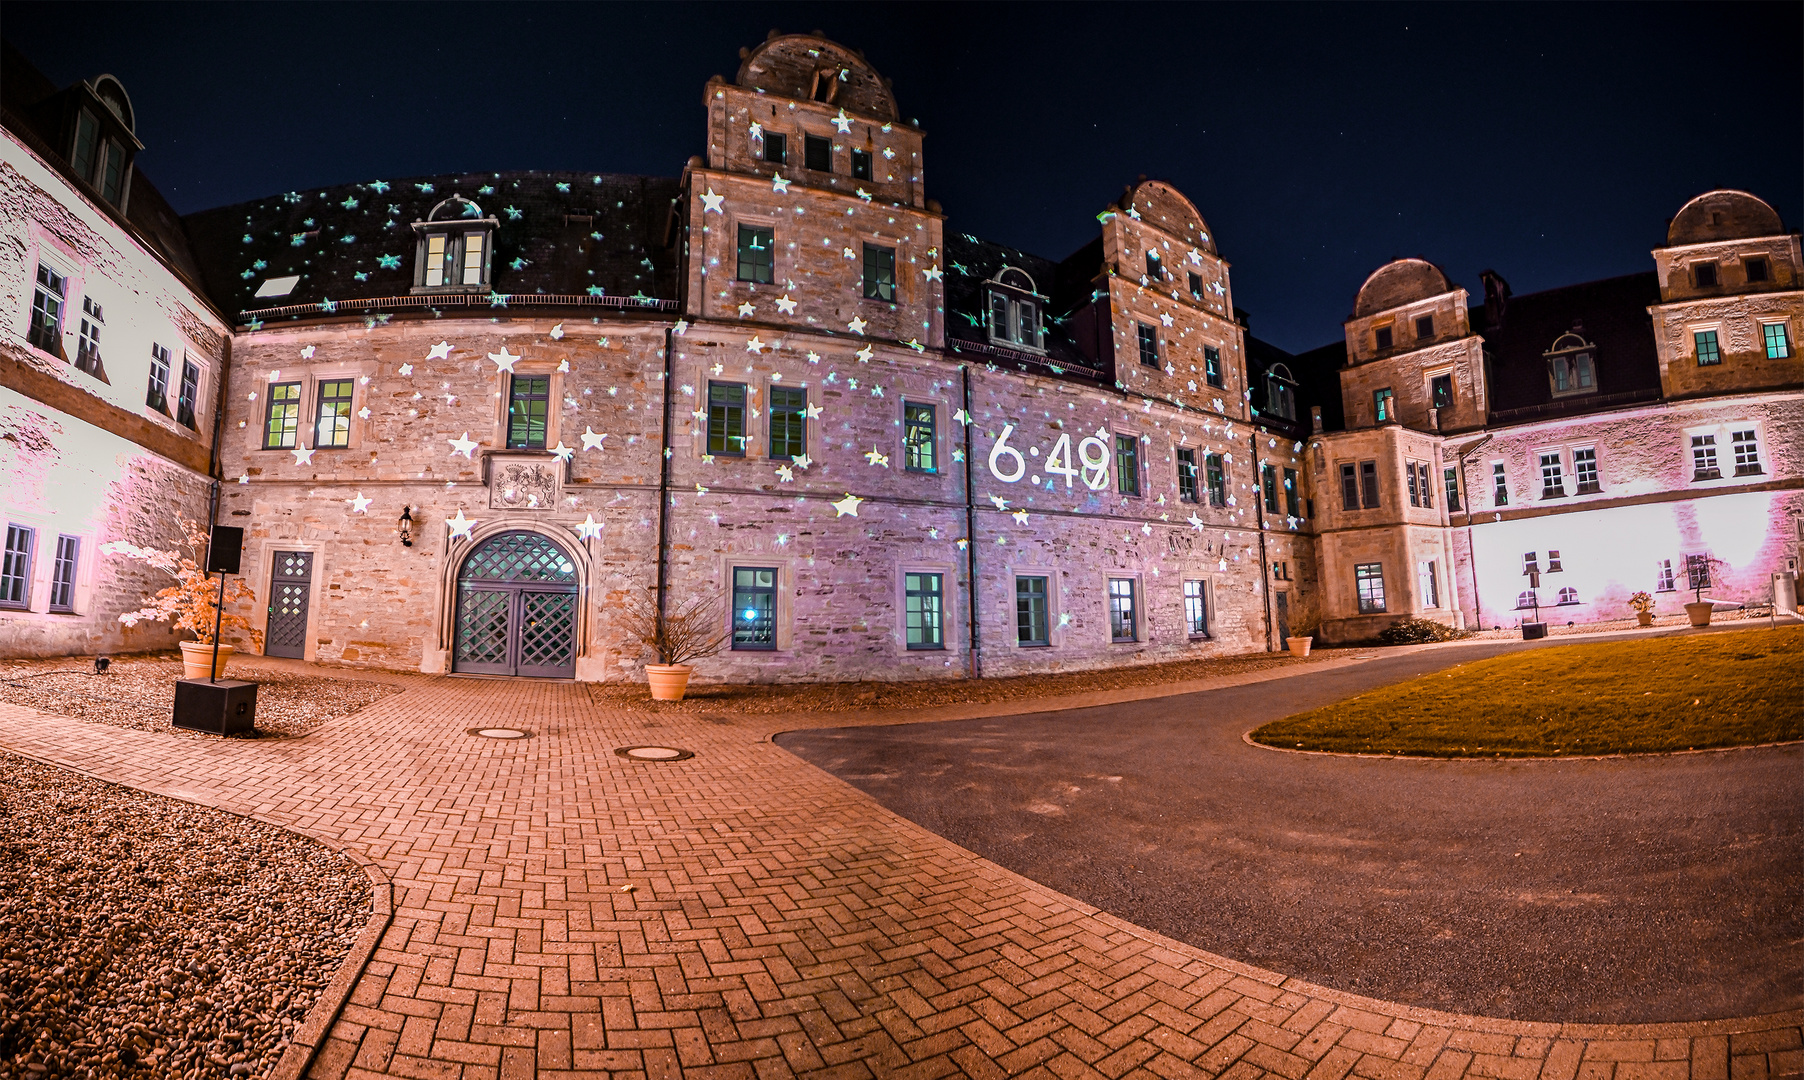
[453,530,579,678]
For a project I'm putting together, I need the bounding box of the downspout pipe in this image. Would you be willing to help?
[1455,433,1493,629]
[205,335,232,533]
[962,364,980,679]
[1250,425,1273,652]
[654,326,675,625]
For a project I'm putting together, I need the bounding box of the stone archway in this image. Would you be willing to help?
[451,530,580,678]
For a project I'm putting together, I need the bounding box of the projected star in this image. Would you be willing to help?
[988,494,1010,510]
[864,447,890,467]
[447,433,478,458]
[746,336,766,353]
[771,174,790,194]
[549,324,565,340]
[856,345,874,362]
[775,295,797,315]
[427,341,453,361]
[738,301,755,317]
[300,345,316,359]
[1012,509,1029,526]
[775,465,795,482]
[446,509,478,540]
[489,348,520,373]
[347,492,371,513]
[848,316,867,335]
[833,109,852,133]
[291,443,315,465]
[805,403,823,420]
[581,427,608,451]
[550,442,574,462]
[575,514,604,540]
[831,493,863,517]
[701,189,725,213]
[922,264,943,283]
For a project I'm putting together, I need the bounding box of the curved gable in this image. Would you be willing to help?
[736,34,898,121]
[1353,258,1453,317]
[1123,180,1215,253]
[1666,189,1784,246]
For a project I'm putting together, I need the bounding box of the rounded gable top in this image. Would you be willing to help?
[1666,189,1784,246]
[1121,180,1215,254]
[736,34,898,121]
[1353,258,1454,318]
[87,74,134,134]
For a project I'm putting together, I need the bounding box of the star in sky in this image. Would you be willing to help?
[988,494,1010,510]
[746,336,766,354]
[1012,509,1030,526]
[805,403,823,420]
[446,509,478,540]
[448,433,478,458]
[701,189,725,213]
[832,109,852,133]
[775,295,797,315]
[865,447,890,467]
[832,493,863,517]
[581,427,608,451]
[737,301,755,317]
[346,492,372,513]
[291,443,315,465]
[575,514,604,540]
[922,264,943,283]
[489,348,521,373]
[550,442,574,462]
[775,465,795,482]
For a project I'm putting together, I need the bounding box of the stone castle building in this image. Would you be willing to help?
[2,33,1798,678]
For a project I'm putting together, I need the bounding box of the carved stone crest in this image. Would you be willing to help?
[486,453,563,510]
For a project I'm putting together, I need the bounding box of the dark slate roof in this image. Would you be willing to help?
[180,170,683,317]
[1472,271,1662,422]
[1245,334,1309,440]
[942,232,1106,381]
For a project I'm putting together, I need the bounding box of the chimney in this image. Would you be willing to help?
[1480,269,1511,328]
[1311,406,1324,434]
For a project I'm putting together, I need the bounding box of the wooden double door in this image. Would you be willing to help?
[452,531,578,679]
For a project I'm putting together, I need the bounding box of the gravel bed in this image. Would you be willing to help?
[0,751,371,1079]
[0,654,400,739]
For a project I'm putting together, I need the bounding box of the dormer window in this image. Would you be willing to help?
[985,267,1044,352]
[67,75,138,210]
[1545,331,1598,398]
[1263,363,1296,421]
[411,196,498,294]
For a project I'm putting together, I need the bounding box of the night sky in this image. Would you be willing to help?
[6,2,1799,352]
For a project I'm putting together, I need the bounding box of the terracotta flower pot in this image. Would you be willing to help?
[1636,612,1654,627]
[1285,636,1313,658]
[645,663,693,701]
[1684,601,1714,628]
[178,641,234,680]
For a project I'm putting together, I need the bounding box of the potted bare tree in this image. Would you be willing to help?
[101,518,263,678]
[1683,555,1725,627]
[1626,591,1656,628]
[624,591,729,701]
[1285,614,1317,658]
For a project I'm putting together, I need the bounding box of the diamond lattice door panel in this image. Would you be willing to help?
[266,551,313,659]
[459,531,577,583]
[452,531,579,678]
[454,589,513,675]
[516,591,577,678]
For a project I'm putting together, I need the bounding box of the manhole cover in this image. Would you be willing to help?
[468,727,532,739]
[615,745,694,762]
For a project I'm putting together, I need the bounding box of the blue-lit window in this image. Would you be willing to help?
[731,567,776,649]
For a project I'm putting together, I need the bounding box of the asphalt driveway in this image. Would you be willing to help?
[776,639,1803,1024]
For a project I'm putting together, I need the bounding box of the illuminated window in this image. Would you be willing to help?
[1374,326,1393,351]
[1,525,34,609]
[314,378,353,448]
[1284,468,1301,518]
[1691,434,1720,480]
[1262,464,1279,513]
[1373,388,1395,423]
[1418,561,1439,608]
[1146,251,1164,281]
[1016,576,1049,646]
[1205,345,1223,388]
[1355,563,1385,614]
[1694,330,1721,366]
[986,268,1041,350]
[903,402,936,473]
[1138,324,1158,367]
[1184,580,1208,637]
[1491,462,1509,506]
[762,132,786,164]
[905,573,944,649]
[1176,449,1199,503]
[75,297,105,379]
[1188,271,1203,299]
[28,263,65,357]
[706,382,746,456]
[1109,578,1137,641]
[1340,463,1358,510]
[147,344,171,413]
[177,356,202,429]
[506,375,550,450]
[1539,452,1564,498]
[264,383,300,449]
[1573,447,1600,493]
[1431,373,1453,410]
[1655,560,1676,592]
[1206,454,1227,507]
[1745,256,1769,283]
[1764,323,1791,359]
[412,197,494,292]
[1732,429,1762,476]
[850,148,872,181]
[1693,261,1717,287]
[736,225,774,283]
[1360,460,1379,508]
[804,134,831,172]
[1415,314,1434,340]
[862,243,895,302]
[731,567,776,650]
[1443,465,1460,510]
[49,535,79,613]
[768,386,807,460]
[1265,364,1296,420]
[1115,435,1140,496]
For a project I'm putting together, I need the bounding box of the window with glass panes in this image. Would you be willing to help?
[905,573,943,649]
[1145,251,1164,281]
[1418,560,1438,608]
[767,386,807,460]
[147,344,171,412]
[1355,563,1385,614]
[850,149,872,180]
[1431,373,1453,409]
[1375,326,1393,350]
[1694,329,1721,365]
[1516,590,1538,610]
[903,402,936,472]
[804,134,831,171]
[1539,452,1564,497]
[1108,578,1136,641]
[1693,262,1718,287]
[506,375,551,449]
[707,383,747,456]
[1686,553,1712,592]
[1115,435,1139,495]
[1360,460,1380,508]
[1374,388,1395,423]
[264,383,301,448]
[1284,468,1301,517]
[1655,559,1676,592]
[28,263,65,356]
[731,567,777,649]
[75,297,103,376]
[1416,463,1433,509]
[1206,453,1226,506]
[1732,430,1762,475]
[736,225,774,283]
[1407,462,1421,507]
[177,357,202,428]
[1015,576,1049,646]
[1,525,32,608]
[1443,465,1461,509]
[1183,580,1207,636]
[1188,271,1203,299]
[1340,463,1358,510]
[1137,324,1158,367]
[48,536,78,612]
[1764,323,1791,359]
[1491,461,1509,505]
[72,110,98,184]
[762,132,786,163]
[310,378,351,447]
[1550,352,1596,394]
[1176,449,1199,503]
[1205,345,1223,387]
[422,232,485,288]
[862,243,895,301]
[1262,464,1279,513]
[1573,447,1600,492]
[1691,434,1720,479]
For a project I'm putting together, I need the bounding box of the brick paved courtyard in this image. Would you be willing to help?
[1,662,1798,1080]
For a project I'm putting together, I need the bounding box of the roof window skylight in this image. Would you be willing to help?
[253,275,301,298]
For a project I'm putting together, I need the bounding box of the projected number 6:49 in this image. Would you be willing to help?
[987,424,1111,490]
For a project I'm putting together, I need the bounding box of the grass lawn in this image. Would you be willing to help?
[1252,625,1803,757]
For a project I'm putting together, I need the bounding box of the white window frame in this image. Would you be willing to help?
[1534,448,1566,499]
[1685,422,1762,487]
[1571,445,1601,495]
[1759,320,1792,359]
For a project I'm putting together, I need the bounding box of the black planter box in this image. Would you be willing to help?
[172,679,258,735]
[1521,622,1548,640]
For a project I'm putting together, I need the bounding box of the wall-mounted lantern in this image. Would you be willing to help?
[399,506,414,547]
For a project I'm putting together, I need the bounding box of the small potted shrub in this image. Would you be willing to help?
[1285,615,1317,658]
[1626,591,1656,628]
[101,518,263,678]
[1683,555,1725,627]
[624,591,729,701]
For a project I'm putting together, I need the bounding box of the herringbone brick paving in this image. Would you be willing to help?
[1,671,1797,1080]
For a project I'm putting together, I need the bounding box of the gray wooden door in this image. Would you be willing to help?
[1276,591,1291,645]
[452,532,578,678]
[266,551,312,658]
